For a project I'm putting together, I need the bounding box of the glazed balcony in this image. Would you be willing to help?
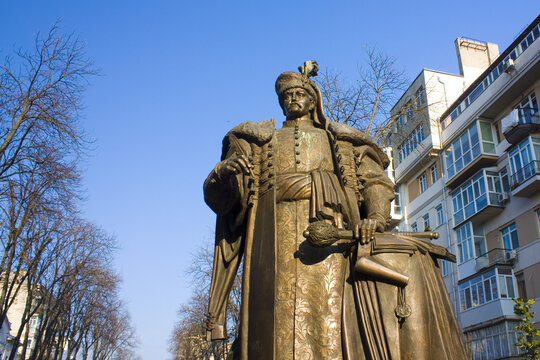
[394,134,436,183]
[452,170,505,228]
[444,120,498,190]
[510,160,540,197]
[459,297,519,329]
[445,154,498,190]
[502,109,540,145]
[457,267,518,329]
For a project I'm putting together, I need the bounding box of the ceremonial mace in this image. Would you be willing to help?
[303,221,439,287]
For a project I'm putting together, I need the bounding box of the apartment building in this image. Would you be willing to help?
[387,15,540,360]
[0,317,13,360]
[2,278,45,359]
[0,272,68,360]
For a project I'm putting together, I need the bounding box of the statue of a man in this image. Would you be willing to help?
[204,63,469,359]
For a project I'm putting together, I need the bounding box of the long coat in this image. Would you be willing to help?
[204,119,469,359]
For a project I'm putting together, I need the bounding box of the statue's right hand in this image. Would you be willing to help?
[214,155,252,179]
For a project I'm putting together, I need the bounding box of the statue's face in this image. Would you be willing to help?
[282,87,314,119]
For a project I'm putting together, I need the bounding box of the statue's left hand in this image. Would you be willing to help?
[353,219,382,245]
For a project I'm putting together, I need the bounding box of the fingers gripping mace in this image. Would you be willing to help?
[303,221,439,288]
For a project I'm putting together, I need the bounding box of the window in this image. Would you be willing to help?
[473,224,487,258]
[467,82,486,106]
[519,30,537,54]
[509,137,540,187]
[509,140,532,181]
[452,189,464,224]
[498,268,517,298]
[467,321,522,359]
[418,173,427,193]
[397,124,424,163]
[458,268,516,312]
[415,86,425,107]
[396,114,404,130]
[479,121,496,153]
[456,222,486,263]
[501,223,519,251]
[516,92,538,124]
[29,316,40,330]
[436,205,444,226]
[423,214,430,231]
[445,121,496,179]
[406,101,413,120]
[468,82,485,104]
[440,259,448,277]
[411,222,418,232]
[459,269,497,311]
[500,168,510,192]
[446,24,540,126]
[394,192,401,207]
[456,222,474,263]
[430,165,438,183]
[451,170,503,226]
[452,177,476,224]
[393,192,402,216]
[508,48,518,61]
[416,124,425,143]
[450,106,462,122]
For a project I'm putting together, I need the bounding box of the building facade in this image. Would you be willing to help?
[0,272,70,360]
[387,15,540,360]
[2,277,45,360]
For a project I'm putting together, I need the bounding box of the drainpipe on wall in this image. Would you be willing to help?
[437,76,449,108]
[437,120,461,320]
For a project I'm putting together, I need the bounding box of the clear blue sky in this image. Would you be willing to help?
[1,1,538,358]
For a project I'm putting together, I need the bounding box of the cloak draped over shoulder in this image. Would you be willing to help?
[204,117,469,359]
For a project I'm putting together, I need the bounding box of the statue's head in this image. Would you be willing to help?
[276,73,316,120]
[275,61,328,128]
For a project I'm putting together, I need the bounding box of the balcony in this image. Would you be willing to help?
[394,134,436,183]
[452,170,505,228]
[510,160,540,197]
[474,248,517,272]
[446,154,498,189]
[502,109,540,145]
[444,120,498,190]
[459,298,519,331]
[458,267,519,328]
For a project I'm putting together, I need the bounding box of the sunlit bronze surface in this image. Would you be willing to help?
[203,62,470,359]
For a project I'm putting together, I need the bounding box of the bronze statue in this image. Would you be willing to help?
[203,62,469,359]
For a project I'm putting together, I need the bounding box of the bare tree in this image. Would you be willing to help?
[0,21,94,181]
[28,220,123,360]
[0,19,93,321]
[0,22,139,359]
[316,45,408,143]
